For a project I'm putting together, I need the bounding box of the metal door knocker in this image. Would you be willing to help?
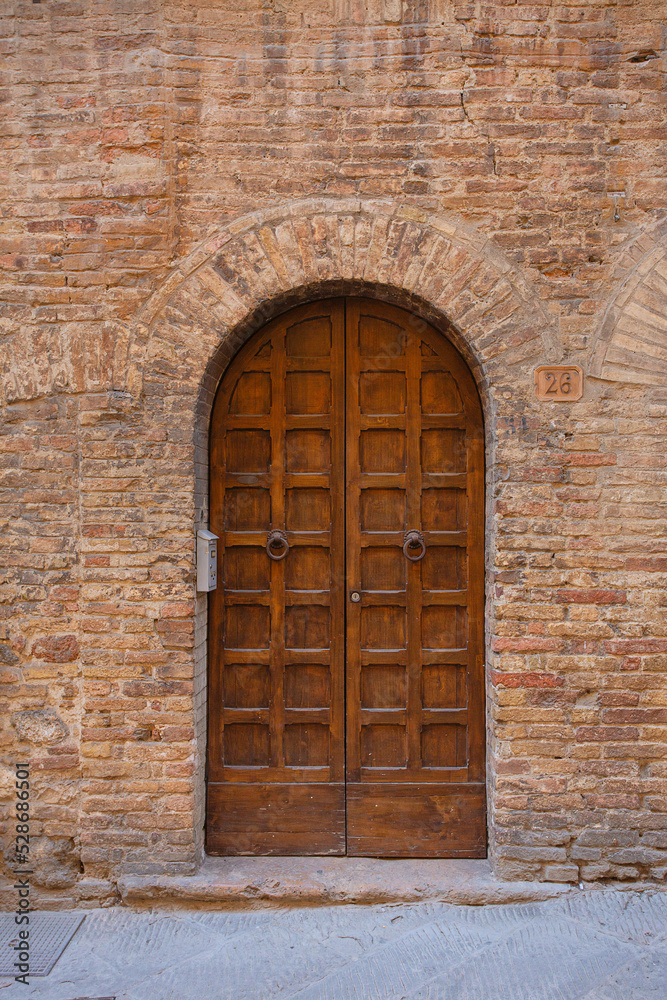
[266,529,289,561]
[403,529,426,562]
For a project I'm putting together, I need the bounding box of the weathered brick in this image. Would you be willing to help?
[0,0,665,903]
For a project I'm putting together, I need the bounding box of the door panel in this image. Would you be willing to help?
[207,300,346,855]
[345,299,485,857]
[346,783,486,856]
[207,297,486,858]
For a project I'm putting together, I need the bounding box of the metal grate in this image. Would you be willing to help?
[0,912,85,977]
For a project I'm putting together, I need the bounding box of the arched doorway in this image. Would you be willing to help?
[206,298,486,857]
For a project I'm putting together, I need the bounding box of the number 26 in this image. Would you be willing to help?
[545,371,572,394]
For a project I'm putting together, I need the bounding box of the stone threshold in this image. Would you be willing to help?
[117,856,574,908]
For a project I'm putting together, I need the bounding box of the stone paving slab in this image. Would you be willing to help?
[0,890,665,1000]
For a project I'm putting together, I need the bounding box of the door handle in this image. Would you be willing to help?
[403,529,426,562]
[266,529,289,561]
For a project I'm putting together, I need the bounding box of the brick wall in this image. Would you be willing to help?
[1,0,666,903]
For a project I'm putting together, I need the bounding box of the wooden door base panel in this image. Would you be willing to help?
[207,783,346,856]
[346,783,486,858]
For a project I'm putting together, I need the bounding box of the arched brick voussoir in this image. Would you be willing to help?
[132,198,561,399]
[590,214,667,387]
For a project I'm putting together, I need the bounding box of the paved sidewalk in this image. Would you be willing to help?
[1,890,666,1000]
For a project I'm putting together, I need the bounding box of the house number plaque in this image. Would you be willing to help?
[534,365,583,401]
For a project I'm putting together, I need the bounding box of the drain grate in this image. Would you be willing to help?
[0,912,85,977]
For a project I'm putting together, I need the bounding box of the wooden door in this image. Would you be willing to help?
[207,300,346,854]
[345,299,486,856]
[207,298,486,857]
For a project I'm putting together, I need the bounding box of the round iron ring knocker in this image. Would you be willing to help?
[266,529,289,561]
[403,529,426,562]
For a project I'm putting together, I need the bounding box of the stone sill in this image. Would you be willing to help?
[117,856,573,908]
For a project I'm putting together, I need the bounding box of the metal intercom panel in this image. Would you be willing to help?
[196,529,218,592]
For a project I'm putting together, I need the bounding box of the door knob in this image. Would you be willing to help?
[350,591,361,603]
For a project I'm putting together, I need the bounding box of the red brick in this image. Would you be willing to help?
[490,670,564,689]
[32,635,79,663]
[576,726,640,742]
[556,589,627,605]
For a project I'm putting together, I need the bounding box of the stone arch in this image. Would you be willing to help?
[131,197,560,412]
[124,197,563,868]
[590,213,667,386]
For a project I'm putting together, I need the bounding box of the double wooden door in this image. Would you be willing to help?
[207,298,486,857]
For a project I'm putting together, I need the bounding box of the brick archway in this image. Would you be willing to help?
[116,197,563,874]
[589,213,667,386]
[132,197,560,393]
[63,197,578,885]
[132,197,565,875]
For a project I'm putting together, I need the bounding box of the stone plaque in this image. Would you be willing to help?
[534,365,583,401]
